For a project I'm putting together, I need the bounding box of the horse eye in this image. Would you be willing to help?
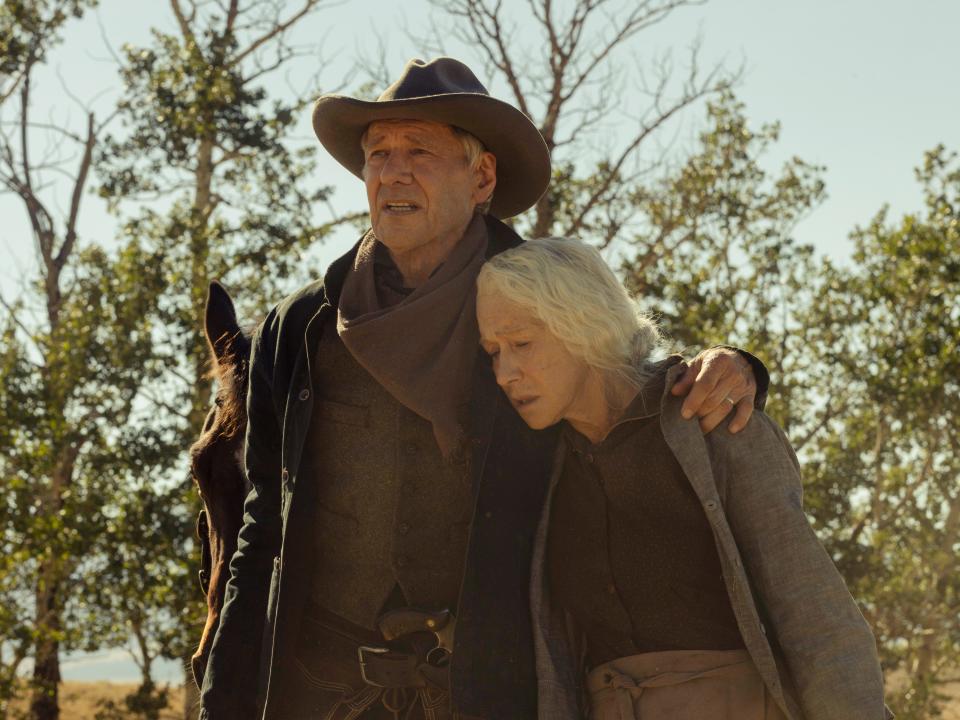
[214,396,224,408]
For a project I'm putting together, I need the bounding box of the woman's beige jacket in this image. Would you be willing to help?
[530,363,892,720]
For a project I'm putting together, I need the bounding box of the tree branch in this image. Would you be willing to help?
[231,0,324,66]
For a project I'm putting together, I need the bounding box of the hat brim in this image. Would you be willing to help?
[312,93,550,219]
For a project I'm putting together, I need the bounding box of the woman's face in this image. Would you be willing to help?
[477,287,593,430]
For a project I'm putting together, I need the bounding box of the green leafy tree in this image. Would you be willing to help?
[0,6,171,718]
[98,0,344,430]
[0,0,96,104]
[0,239,170,720]
[799,146,960,718]
[621,94,825,432]
[94,2,348,713]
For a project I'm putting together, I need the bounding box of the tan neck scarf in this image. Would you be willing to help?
[336,214,489,458]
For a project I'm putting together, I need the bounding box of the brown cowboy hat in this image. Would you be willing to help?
[312,57,550,219]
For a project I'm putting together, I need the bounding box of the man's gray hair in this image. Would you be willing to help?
[451,127,493,215]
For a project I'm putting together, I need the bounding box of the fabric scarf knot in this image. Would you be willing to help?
[336,213,489,458]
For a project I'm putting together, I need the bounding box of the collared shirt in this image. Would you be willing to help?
[547,356,743,667]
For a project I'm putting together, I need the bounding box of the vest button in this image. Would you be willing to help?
[398,523,410,535]
[298,388,310,401]
[404,443,417,456]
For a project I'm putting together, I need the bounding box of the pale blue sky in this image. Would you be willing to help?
[4,0,958,684]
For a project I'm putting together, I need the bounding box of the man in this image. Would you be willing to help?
[199,57,766,720]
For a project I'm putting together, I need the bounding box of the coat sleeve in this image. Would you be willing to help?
[200,308,284,719]
[713,411,888,720]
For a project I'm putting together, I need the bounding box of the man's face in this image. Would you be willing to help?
[362,119,495,261]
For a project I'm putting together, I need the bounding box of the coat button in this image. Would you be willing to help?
[298,388,310,401]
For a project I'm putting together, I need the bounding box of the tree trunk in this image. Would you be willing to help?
[531,191,555,238]
[29,571,61,720]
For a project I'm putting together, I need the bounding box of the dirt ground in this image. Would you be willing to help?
[5,677,960,719]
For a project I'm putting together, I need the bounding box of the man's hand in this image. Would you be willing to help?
[671,347,757,433]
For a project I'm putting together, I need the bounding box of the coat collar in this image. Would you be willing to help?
[319,213,524,311]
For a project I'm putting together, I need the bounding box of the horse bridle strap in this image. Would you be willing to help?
[196,509,212,595]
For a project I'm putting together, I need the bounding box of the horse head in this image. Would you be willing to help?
[189,281,252,688]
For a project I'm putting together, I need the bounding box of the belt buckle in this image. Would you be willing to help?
[357,645,423,688]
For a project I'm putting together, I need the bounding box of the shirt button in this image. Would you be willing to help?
[398,523,410,535]
[298,388,310,401]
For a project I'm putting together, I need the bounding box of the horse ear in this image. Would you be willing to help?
[205,281,240,363]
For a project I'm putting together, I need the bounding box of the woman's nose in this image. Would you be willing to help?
[494,353,520,387]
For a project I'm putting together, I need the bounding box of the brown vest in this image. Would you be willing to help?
[303,321,475,629]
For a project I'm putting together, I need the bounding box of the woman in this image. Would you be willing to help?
[475,238,890,720]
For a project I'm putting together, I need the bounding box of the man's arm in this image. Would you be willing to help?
[671,347,769,433]
[200,311,284,719]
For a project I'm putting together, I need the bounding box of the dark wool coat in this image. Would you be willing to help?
[199,216,559,720]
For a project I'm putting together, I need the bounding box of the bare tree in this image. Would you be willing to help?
[421,0,735,242]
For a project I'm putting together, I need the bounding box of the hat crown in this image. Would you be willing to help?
[378,57,490,102]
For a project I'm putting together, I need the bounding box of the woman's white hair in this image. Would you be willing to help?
[477,237,661,389]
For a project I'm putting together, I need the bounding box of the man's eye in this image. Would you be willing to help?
[514,341,530,349]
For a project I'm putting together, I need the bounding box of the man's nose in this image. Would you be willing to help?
[379,151,412,183]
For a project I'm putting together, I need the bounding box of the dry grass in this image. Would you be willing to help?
[7,682,186,720]
[4,676,960,718]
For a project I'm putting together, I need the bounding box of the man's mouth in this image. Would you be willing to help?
[383,201,419,214]
[511,396,538,409]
